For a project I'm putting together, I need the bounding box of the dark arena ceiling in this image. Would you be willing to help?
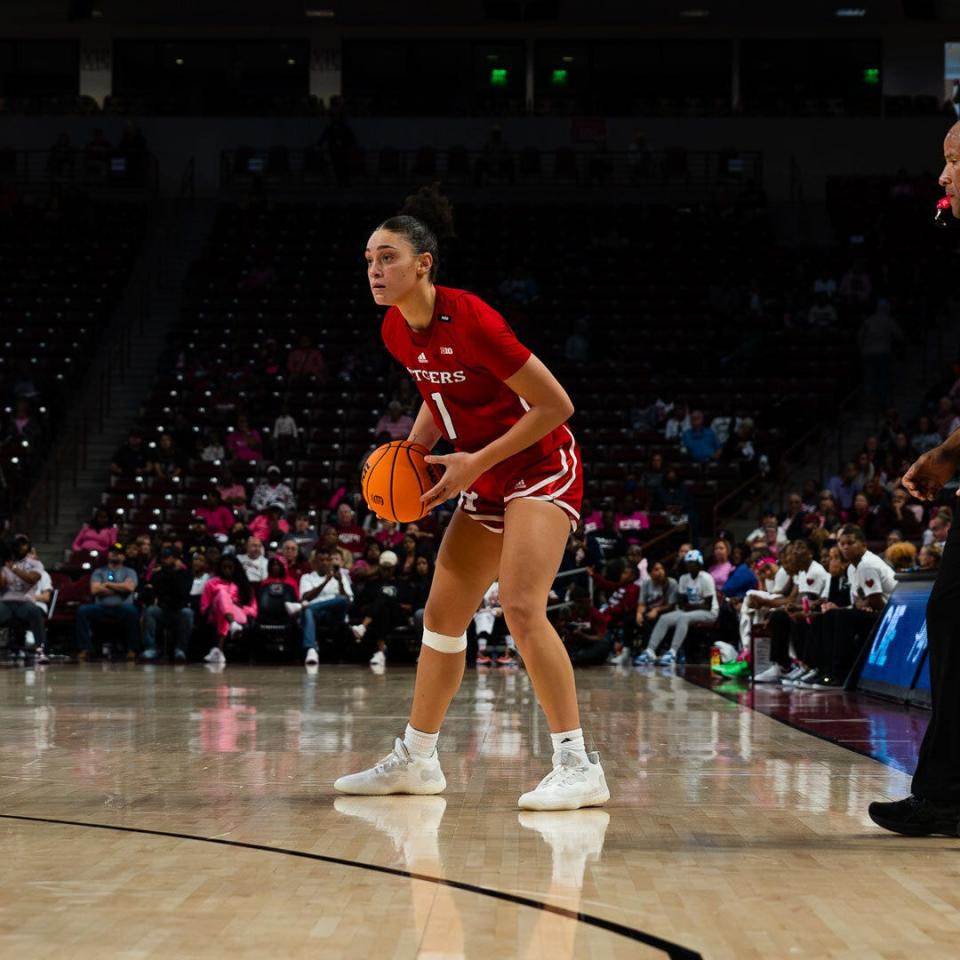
[4,0,960,26]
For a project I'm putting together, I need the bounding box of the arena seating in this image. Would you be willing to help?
[0,191,147,527]
[39,195,858,571]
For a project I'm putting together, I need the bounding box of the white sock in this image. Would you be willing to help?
[551,728,587,757]
[404,723,439,758]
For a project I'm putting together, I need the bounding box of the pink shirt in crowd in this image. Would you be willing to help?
[195,505,237,536]
[708,561,735,591]
[581,511,602,535]
[249,514,290,544]
[374,529,405,550]
[374,413,415,440]
[72,524,119,553]
[227,429,263,462]
[218,482,248,506]
[615,511,650,543]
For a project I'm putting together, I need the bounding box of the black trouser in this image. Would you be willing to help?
[769,610,818,669]
[566,637,612,666]
[913,524,960,802]
[363,595,406,641]
[826,608,878,680]
[0,601,47,648]
[768,610,793,670]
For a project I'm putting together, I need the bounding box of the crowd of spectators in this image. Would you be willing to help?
[566,393,955,683]
[4,168,949,680]
[4,495,438,668]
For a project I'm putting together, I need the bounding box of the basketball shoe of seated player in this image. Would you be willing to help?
[333,737,446,796]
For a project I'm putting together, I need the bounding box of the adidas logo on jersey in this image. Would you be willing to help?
[417,352,428,363]
[440,346,453,355]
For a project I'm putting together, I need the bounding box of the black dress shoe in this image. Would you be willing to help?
[868,796,960,837]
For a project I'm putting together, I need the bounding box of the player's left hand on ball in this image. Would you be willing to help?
[421,452,482,510]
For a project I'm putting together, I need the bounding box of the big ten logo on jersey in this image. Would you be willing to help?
[406,367,466,384]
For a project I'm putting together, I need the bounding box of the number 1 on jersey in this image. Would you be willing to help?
[430,392,458,440]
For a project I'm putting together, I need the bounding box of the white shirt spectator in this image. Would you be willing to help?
[299,568,354,602]
[678,570,718,615]
[250,479,296,513]
[200,441,225,462]
[794,560,830,598]
[190,573,210,597]
[640,576,678,607]
[664,411,691,440]
[710,415,733,445]
[0,555,44,601]
[239,553,268,583]
[769,567,792,594]
[27,569,53,614]
[848,550,897,604]
[274,413,298,439]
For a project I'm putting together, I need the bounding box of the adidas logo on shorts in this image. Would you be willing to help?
[514,479,527,489]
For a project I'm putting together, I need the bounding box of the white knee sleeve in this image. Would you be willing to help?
[422,628,467,654]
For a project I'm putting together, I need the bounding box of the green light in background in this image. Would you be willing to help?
[863,67,880,85]
[490,68,508,87]
[551,68,569,86]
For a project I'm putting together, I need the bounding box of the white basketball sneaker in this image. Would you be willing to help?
[334,737,447,796]
[754,664,784,683]
[518,750,610,811]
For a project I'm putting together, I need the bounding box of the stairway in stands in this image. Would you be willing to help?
[33,202,217,566]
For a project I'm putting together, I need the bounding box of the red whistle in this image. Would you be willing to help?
[935,196,952,227]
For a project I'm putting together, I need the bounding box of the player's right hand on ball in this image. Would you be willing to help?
[901,448,958,501]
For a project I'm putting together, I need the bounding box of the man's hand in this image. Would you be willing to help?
[821,601,838,612]
[902,446,959,501]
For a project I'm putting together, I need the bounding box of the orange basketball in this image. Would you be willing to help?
[361,440,443,523]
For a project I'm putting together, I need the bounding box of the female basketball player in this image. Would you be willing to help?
[334,189,609,810]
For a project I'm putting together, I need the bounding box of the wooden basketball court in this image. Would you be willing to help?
[0,664,956,959]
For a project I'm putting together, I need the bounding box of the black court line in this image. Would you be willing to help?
[0,812,702,960]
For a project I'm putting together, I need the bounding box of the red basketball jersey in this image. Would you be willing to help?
[381,286,571,464]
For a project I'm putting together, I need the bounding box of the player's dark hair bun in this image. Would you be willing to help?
[400,185,455,241]
[377,185,455,283]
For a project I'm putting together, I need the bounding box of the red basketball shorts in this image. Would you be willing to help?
[457,428,583,533]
